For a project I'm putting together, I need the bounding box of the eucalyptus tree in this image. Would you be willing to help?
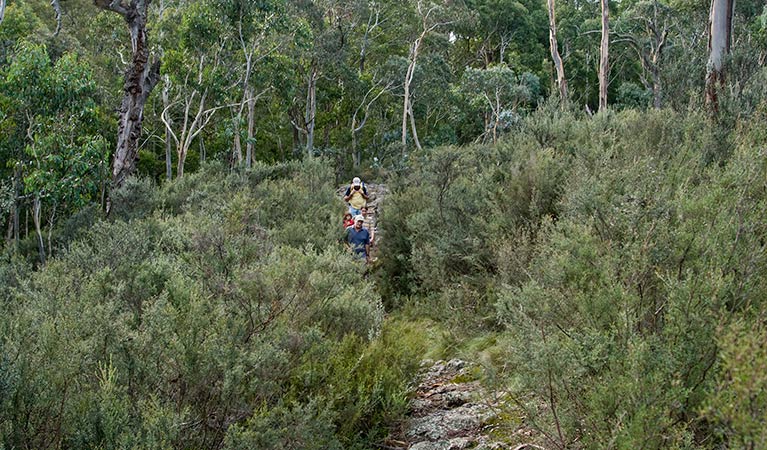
[552,0,602,108]
[94,0,161,189]
[614,0,672,109]
[400,0,459,153]
[547,0,568,101]
[285,0,326,157]
[599,0,609,110]
[459,64,536,143]
[286,0,367,158]
[459,0,548,71]
[1,42,107,262]
[158,0,234,177]
[216,0,288,168]
[350,75,392,167]
[705,0,735,112]
[356,0,385,73]
[344,0,408,166]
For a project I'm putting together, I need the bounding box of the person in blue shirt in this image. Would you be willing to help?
[346,214,371,261]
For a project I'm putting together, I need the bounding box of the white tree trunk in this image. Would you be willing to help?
[402,51,414,152]
[599,0,609,111]
[651,57,662,109]
[33,195,45,265]
[706,0,734,111]
[402,37,422,153]
[162,75,173,180]
[246,86,256,168]
[547,0,568,101]
[408,102,422,150]
[305,64,317,157]
[231,108,243,166]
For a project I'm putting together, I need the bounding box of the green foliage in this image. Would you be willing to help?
[0,159,425,448]
[457,64,540,141]
[705,321,767,448]
[3,0,767,446]
[380,108,767,448]
[224,399,342,450]
[616,81,652,110]
[1,41,107,195]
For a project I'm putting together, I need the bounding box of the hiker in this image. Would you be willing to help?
[346,214,371,261]
[342,212,354,228]
[359,206,375,243]
[343,177,368,216]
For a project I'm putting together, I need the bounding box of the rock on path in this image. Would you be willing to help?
[385,359,544,450]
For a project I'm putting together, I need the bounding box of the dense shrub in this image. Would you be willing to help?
[379,108,767,448]
[0,158,416,449]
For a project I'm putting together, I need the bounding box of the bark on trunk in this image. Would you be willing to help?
[401,67,411,152]
[0,0,6,27]
[599,0,609,111]
[402,38,421,153]
[33,195,45,265]
[651,64,662,109]
[705,0,734,113]
[305,64,317,158]
[176,90,207,178]
[492,91,501,144]
[105,0,161,189]
[10,170,20,245]
[4,212,11,245]
[46,202,56,259]
[232,109,243,167]
[246,86,256,168]
[352,134,361,168]
[177,152,186,177]
[547,0,568,101]
[162,75,173,180]
[408,102,422,151]
[650,2,667,109]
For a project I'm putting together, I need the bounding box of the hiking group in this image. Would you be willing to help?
[343,177,375,263]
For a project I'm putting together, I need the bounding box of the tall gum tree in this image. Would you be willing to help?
[599,0,609,110]
[615,0,671,109]
[705,0,734,113]
[547,0,568,101]
[94,0,161,190]
[401,0,455,154]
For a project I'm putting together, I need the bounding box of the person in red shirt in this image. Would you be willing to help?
[343,212,354,228]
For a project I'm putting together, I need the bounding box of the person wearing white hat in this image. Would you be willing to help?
[343,176,369,216]
[346,214,371,261]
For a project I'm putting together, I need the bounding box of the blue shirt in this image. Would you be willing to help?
[346,227,370,257]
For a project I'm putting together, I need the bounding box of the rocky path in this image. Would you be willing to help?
[383,359,544,450]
